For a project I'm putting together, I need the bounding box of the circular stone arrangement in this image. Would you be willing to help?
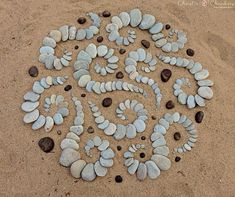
[21,8,214,182]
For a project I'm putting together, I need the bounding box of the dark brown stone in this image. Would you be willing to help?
[139,152,145,158]
[81,93,86,97]
[174,132,181,141]
[116,71,124,79]
[166,100,175,109]
[119,48,126,54]
[175,156,181,162]
[64,85,72,91]
[141,136,146,140]
[165,24,171,30]
[161,69,172,82]
[115,175,123,183]
[74,45,79,50]
[117,146,122,151]
[195,111,204,123]
[77,17,86,24]
[186,48,195,56]
[151,115,156,120]
[57,130,62,135]
[141,39,150,48]
[97,36,103,43]
[28,66,38,77]
[102,10,111,17]
[38,137,54,153]
[87,126,94,134]
[102,97,112,107]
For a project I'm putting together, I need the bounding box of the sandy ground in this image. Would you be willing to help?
[0,0,235,196]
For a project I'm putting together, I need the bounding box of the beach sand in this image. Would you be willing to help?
[0,0,235,196]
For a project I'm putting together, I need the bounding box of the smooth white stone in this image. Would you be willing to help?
[43,36,56,48]
[153,146,169,156]
[198,87,213,99]
[149,22,164,34]
[155,38,167,48]
[61,139,79,150]
[66,132,80,142]
[85,43,97,58]
[172,112,180,122]
[137,48,146,61]
[111,16,123,28]
[69,26,77,40]
[49,30,62,42]
[145,160,160,179]
[70,160,86,178]
[194,94,205,107]
[78,75,91,87]
[44,116,54,132]
[128,159,139,174]
[139,14,155,29]
[119,12,130,26]
[187,95,196,109]
[152,137,166,148]
[178,92,188,105]
[190,62,202,74]
[101,148,115,159]
[98,140,109,151]
[53,113,63,125]
[137,163,147,181]
[153,124,166,135]
[197,80,214,87]
[94,161,107,177]
[81,163,96,181]
[23,109,39,123]
[104,123,116,135]
[59,25,69,41]
[133,119,146,132]
[151,154,171,171]
[40,46,54,55]
[32,115,45,130]
[99,157,113,167]
[130,8,142,27]
[97,45,108,57]
[59,148,80,167]
[126,124,137,139]
[32,81,44,94]
[114,124,126,140]
[76,29,86,40]
[93,136,102,146]
[162,43,172,52]
[195,69,209,80]
[21,101,39,112]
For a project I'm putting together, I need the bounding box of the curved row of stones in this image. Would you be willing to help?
[158,54,214,108]
[39,12,101,70]
[124,48,162,108]
[74,43,147,97]
[22,76,68,131]
[88,100,148,140]
[153,112,197,153]
[106,8,187,52]
[59,97,114,181]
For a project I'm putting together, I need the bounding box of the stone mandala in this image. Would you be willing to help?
[21,8,214,182]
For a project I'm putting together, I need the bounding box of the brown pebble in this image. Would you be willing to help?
[116,71,124,79]
[195,111,204,123]
[117,146,122,151]
[175,156,181,162]
[161,69,172,82]
[87,126,94,133]
[102,97,112,107]
[174,132,181,141]
[166,100,175,109]
[151,115,156,120]
[139,152,145,158]
[141,39,150,48]
[28,66,38,77]
[165,24,171,30]
[141,136,146,140]
[186,48,195,56]
[57,130,62,135]
[38,137,54,153]
[64,85,72,91]
[81,93,86,97]
[102,10,111,17]
[77,17,86,24]
[97,36,103,43]
[119,48,126,54]
[74,45,79,50]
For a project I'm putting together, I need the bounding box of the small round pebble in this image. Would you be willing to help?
[87,126,94,133]
[195,111,204,123]
[165,24,171,30]
[81,93,86,97]
[141,136,146,140]
[186,48,195,56]
[140,152,145,158]
[57,130,62,135]
[74,45,79,50]
[166,100,175,109]
[64,85,72,91]
[174,132,181,141]
[102,10,111,17]
[102,97,112,107]
[117,146,122,151]
[97,36,103,43]
[161,69,172,82]
[151,115,156,120]
[28,66,38,77]
[116,71,124,79]
[77,17,86,24]
[175,156,181,162]
[141,40,150,48]
[119,48,126,54]
[38,137,54,153]
[115,175,123,183]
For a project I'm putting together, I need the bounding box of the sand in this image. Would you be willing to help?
[0,0,235,196]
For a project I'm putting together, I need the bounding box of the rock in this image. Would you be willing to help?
[66,132,80,142]
[85,43,97,58]
[108,31,119,42]
[198,87,213,99]
[137,48,146,61]
[152,136,166,148]
[114,124,126,140]
[165,100,174,109]
[77,17,86,24]
[111,16,123,28]
[195,111,204,123]
[78,75,91,87]
[194,69,209,80]
[126,124,137,139]
[59,25,69,41]
[23,109,39,124]
[186,48,194,56]
[149,22,164,34]
[49,30,62,42]
[38,137,54,153]
[153,146,169,156]
[102,97,112,107]
[187,95,196,109]
[97,45,108,57]
[53,58,63,70]
[99,157,113,167]
[81,163,96,181]
[145,160,160,179]
[40,46,54,55]
[104,123,116,135]
[184,143,191,151]
[161,69,172,82]
[60,138,79,150]
[43,36,56,48]
[153,124,166,135]
[130,9,142,27]
[98,140,109,151]
[128,159,139,174]
[24,91,40,102]
[69,26,77,40]
[76,29,86,40]
[101,148,115,159]
[141,39,150,48]
[28,66,39,77]
[70,160,86,178]
[197,79,214,87]
[32,115,46,130]
[93,136,102,146]
[178,92,188,105]
[125,158,134,166]
[119,12,130,26]
[133,119,146,132]
[85,28,94,39]
[151,154,171,171]
[87,126,94,133]
[190,62,202,74]
[102,10,111,17]
[174,132,181,141]
[119,48,126,55]
[21,101,39,112]
[137,163,147,181]
[139,14,155,29]
[162,43,172,52]
[32,81,44,94]
[155,38,167,47]
[53,113,63,125]
[94,161,107,177]
[64,85,72,91]
[194,94,205,107]
[59,148,80,167]
[57,107,69,117]
[108,56,119,63]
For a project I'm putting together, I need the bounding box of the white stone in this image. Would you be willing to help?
[194,69,209,80]
[133,119,146,132]
[44,116,54,132]
[61,139,79,150]
[43,36,56,48]
[198,87,213,99]
[119,12,130,26]
[70,160,86,178]
[104,123,116,135]
[139,14,155,29]
[97,45,108,57]
[81,163,96,181]
[111,16,123,28]
[23,109,39,123]
[187,95,196,109]
[137,163,147,181]
[49,30,62,42]
[59,25,69,41]
[151,154,171,171]
[78,75,91,87]
[149,22,164,34]
[145,160,160,179]
[85,43,97,58]
[94,161,107,177]
[130,9,142,27]
[101,148,115,159]
[53,113,63,125]
[21,101,39,112]
[128,159,139,174]
[60,148,80,167]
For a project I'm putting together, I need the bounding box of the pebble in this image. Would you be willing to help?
[194,69,209,81]
[76,29,86,40]
[32,115,46,130]
[137,163,147,181]
[111,16,123,29]
[133,119,146,132]
[198,87,213,99]
[141,39,150,48]
[61,138,79,150]
[24,91,40,102]
[117,145,122,151]
[195,111,204,123]
[43,36,56,48]
[161,69,172,82]
[59,25,69,41]
[102,10,111,17]
[98,140,109,151]
[64,85,72,91]
[178,92,188,104]
[94,161,107,177]
[70,160,86,178]
[114,124,126,140]
[130,8,142,27]
[186,48,194,56]
[78,75,91,87]
[145,160,160,179]
[77,17,86,24]
[97,36,103,43]
[23,109,39,123]
[126,124,137,139]
[86,43,97,58]
[174,132,181,141]
[97,45,108,57]
[102,97,112,107]
[100,157,113,167]
[93,136,102,146]
[119,48,126,54]
[175,156,181,162]
[21,101,39,112]
[87,126,94,133]
[187,95,196,109]
[81,163,96,181]
[128,159,139,174]
[139,14,155,29]
[149,22,164,34]
[153,146,169,156]
[151,154,171,171]
[115,175,123,183]
[38,137,54,153]
[53,113,63,125]
[166,100,174,109]
[59,148,80,167]
[33,81,44,94]
[154,124,166,135]
[49,30,62,42]
[28,66,39,77]
[104,123,116,135]
[165,24,171,30]
[101,148,115,159]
